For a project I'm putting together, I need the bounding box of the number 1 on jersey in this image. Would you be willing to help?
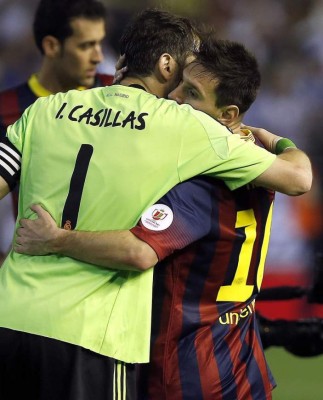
[61,144,93,230]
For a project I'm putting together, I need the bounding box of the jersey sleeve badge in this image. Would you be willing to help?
[141,204,174,231]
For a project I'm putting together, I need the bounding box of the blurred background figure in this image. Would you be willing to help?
[0,0,116,260]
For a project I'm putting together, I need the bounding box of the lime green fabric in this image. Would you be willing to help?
[0,85,275,362]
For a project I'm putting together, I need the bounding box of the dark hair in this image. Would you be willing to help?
[33,0,107,54]
[193,35,261,114]
[119,9,199,77]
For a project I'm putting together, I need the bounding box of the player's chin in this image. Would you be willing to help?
[81,76,96,88]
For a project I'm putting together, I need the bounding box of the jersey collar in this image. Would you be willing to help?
[28,73,86,97]
[128,84,147,92]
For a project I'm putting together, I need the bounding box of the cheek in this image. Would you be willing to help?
[184,98,198,108]
[75,54,89,69]
[66,52,88,70]
[196,101,212,115]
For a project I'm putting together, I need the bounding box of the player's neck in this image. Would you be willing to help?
[36,63,76,94]
[120,76,167,99]
[226,118,244,135]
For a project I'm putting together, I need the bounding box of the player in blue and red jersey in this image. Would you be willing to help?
[0,0,113,262]
[129,38,276,400]
[133,175,275,400]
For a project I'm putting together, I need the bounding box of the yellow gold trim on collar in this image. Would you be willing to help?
[28,74,86,97]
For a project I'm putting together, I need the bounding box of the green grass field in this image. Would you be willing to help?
[266,348,323,400]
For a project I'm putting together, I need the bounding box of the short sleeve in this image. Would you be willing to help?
[131,178,215,260]
[0,137,21,189]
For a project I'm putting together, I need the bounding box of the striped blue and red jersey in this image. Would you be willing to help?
[0,73,114,137]
[131,176,276,400]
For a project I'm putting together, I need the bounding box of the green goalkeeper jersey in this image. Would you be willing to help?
[0,85,275,363]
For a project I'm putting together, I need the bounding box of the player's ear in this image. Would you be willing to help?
[156,53,177,82]
[217,105,240,125]
[42,35,61,58]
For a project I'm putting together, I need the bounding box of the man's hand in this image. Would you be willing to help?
[113,54,128,84]
[14,204,61,255]
[241,124,281,153]
[14,204,157,270]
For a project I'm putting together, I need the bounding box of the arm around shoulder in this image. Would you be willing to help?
[243,125,312,195]
[253,148,312,195]
[53,229,158,271]
[14,204,158,271]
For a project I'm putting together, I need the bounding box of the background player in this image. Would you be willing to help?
[0,0,113,263]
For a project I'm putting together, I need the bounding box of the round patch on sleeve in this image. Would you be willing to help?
[141,204,174,231]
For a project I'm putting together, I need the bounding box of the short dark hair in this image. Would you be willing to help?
[119,9,199,77]
[193,35,261,114]
[33,0,107,54]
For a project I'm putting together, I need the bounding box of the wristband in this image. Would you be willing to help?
[274,138,297,155]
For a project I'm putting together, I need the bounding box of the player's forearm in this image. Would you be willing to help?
[277,147,312,191]
[15,204,158,270]
[253,148,312,196]
[244,125,312,195]
[50,229,158,271]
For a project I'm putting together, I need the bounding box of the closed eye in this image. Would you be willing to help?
[186,87,198,99]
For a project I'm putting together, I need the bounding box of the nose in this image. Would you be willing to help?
[168,88,183,104]
[92,44,104,64]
